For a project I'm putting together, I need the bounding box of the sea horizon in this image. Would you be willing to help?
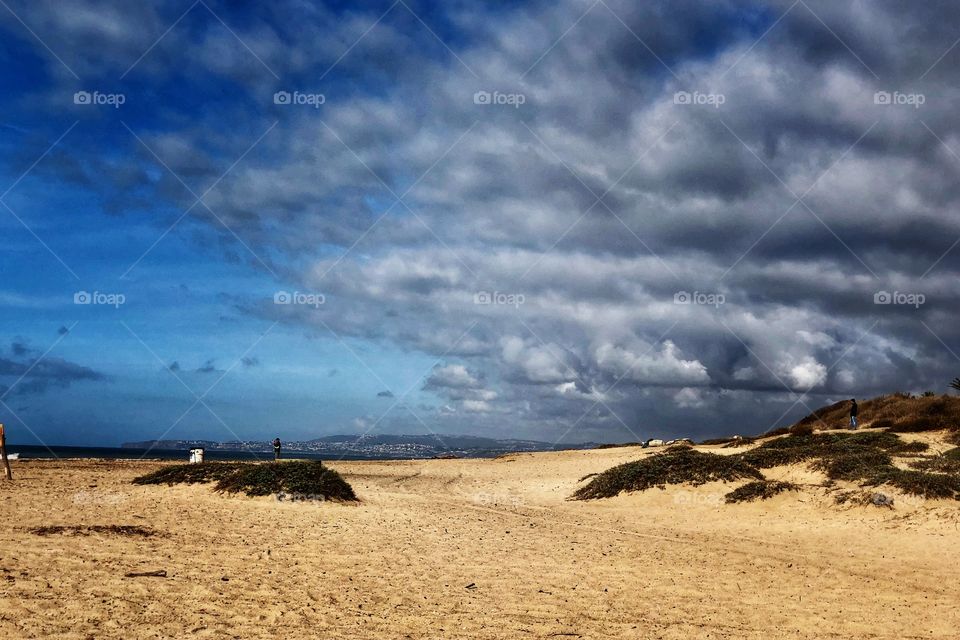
[4,444,451,462]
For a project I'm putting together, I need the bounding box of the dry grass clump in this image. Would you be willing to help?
[573,429,950,503]
[789,393,960,433]
[699,436,754,447]
[214,461,357,500]
[910,447,960,474]
[30,525,155,537]
[572,449,763,500]
[134,461,358,502]
[699,437,735,445]
[792,399,850,430]
[789,423,815,437]
[724,480,798,503]
[740,431,927,470]
[862,469,960,500]
[594,442,643,449]
[758,426,791,438]
[132,462,246,485]
[810,449,893,481]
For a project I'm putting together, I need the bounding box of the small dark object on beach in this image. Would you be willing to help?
[125,570,167,578]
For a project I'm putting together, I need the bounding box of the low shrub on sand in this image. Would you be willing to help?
[909,447,960,474]
[758,426,791,438]
[740,431,927,470]
[215,461,357,500]
[572,449,763,500]
[134,461,358,502]
[594,442,643,449]
[862,469,960,500]
[886,416,946,433]
[573,430,952,504]
[810,450,893,481]
[699,436,755,447]
[133,462,246,485]
[724,480,798,503]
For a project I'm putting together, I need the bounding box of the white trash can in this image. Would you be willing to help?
[189,448,205,463]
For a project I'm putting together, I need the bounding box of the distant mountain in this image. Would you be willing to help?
[121,439,222,449]
[121,434,597,459]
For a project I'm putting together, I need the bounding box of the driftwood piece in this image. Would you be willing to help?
[0,424,11,480]
[124,570,167,578]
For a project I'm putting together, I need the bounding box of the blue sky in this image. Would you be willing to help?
[2,0,960,447]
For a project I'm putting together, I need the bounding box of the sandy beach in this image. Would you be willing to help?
[2,441,959,639]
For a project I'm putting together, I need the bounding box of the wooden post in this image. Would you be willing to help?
[0,424,11,480]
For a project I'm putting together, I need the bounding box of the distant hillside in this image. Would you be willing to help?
[122,434,598,458]
[790,393,960,433]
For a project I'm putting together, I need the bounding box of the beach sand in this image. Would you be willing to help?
[2,441,959,639]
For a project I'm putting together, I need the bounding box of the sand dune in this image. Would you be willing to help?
[2,441,959,639]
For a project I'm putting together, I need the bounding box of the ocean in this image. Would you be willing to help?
[4,445,392,462]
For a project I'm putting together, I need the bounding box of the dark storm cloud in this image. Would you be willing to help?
[195,360,223,375]
[0,341,106,397]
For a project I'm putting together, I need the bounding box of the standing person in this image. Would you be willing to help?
[849,399,858,430]
[273,437,282,461]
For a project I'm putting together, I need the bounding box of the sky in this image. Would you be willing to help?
[1,0,959,447]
